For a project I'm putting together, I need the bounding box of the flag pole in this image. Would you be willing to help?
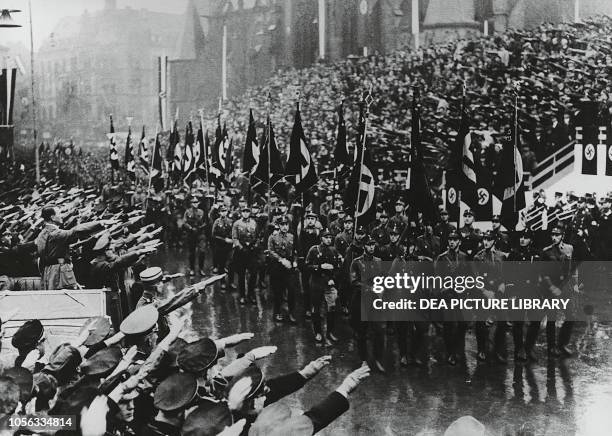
[126,116,133,184]
[109,114,115,185]
[354,85,372,235]
[144,125,158,211]
[199,108,211,198]
[266,93,272,218]
[513,84,519,220]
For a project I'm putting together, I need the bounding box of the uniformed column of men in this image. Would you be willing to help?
[2,180,612,435]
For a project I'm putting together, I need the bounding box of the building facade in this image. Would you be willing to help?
[35,0,182,141]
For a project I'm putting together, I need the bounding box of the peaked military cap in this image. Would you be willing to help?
[154,371,198,411]
[79,317,111,346]
[120,305,159,335]
[177,338,219,374]
[140,266,163,283]
[181,399,233,436]
[80,346,123,377]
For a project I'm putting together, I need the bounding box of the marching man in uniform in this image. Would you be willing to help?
[232,206,258,305]
[305,228,343,344]
[267,216,297,323]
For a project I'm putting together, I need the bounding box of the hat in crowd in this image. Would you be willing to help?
[1,367,33,404]
[355,225,366,235]
[140,266,163,283]
[219,205,228,212]
[80,346,123,377]
[120,305,159,336]
[463,209,474,217]
[92,232,111,251]
[228,365,264,400]
[177,338,219,374]
[343,215,354,223]
[43,343,82,385]
[278,216,289,225]
[321,229,333,238]
[551,225,564,235]
[518,229,534,239]
[482,230,495,240]
[80,317,112,346]
[249,403,313,436]
[305,211,317,218]
[154,371,198,412]
[364,236,376,246]
[181,399,233,436]
[51,386,100,416]
[12,319,44,351]
[443,415,487,436]
[448,230,460,240]
[242,206,251,212]
[440,209,449,215]
[395,199,405,205]
[389,225,401,235]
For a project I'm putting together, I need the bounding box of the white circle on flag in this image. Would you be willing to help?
[477,188,489,205]
[300,139,310,179]
[359,0,368,15]
[584,144,595,161]
[608,145,612,161]
[356,165,375,217]
[448,187,457,205]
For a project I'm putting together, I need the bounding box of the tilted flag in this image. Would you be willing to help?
[183,121,195,177]
[334,102,350,179]
[167,120,180,167]
[285,104,318,194]
[345,147,377,226]
[252,118,286,198]
[138,126,149,174]
[211,119,232,185]
[125,125,135,180]
[185,124,204,186]
[151,133,163,179]
[209,117,223,181]
[242,109,259,175]
[0,68,16,156]
[446,103,477,226]
[499,125,526,230]
[407,96,437,223]
[108,115,119,170]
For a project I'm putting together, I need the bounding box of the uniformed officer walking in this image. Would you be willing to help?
[435,230,469,365]
[299,211,321,319]
[211,205,233,287]
[305,228,343,343]
[268,216,297,323]
[350,236,385,372]
[526,225,575,360]
[473,230,507,363]
[232,206,258,305]
[183,196,207,276]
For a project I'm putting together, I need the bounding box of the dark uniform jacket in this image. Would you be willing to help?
[267,231,295,268]
[305,244,343,285]
[459,225,481,258]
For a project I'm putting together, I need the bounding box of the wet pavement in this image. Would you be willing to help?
[153,248,612,436]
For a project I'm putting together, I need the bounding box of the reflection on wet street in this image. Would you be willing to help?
[153,249,612,436]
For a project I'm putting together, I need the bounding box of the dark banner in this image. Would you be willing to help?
[580,125,598,175]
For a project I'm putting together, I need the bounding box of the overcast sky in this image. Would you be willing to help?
[2,0,188,50]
